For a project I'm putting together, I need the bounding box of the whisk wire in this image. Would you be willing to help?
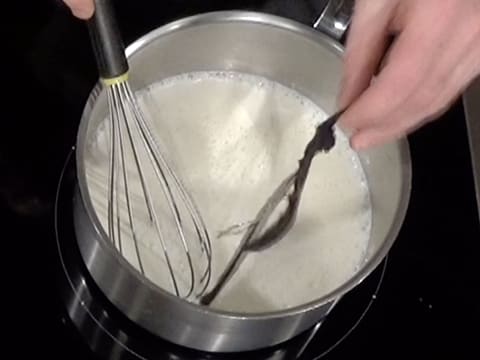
[107,89,116,245]
[131,88,213,296]
[125,84,195,298]
[105,81,214,299]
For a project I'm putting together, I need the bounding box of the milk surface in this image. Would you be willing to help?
[84,71,372,313]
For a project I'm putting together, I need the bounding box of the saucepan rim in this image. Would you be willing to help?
[75,10,412,320]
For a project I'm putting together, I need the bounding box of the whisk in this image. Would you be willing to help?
[86,0,212,300]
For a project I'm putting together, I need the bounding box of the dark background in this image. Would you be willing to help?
[3,1,479,359]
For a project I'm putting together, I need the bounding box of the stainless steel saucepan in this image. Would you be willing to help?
[73,0,411,352]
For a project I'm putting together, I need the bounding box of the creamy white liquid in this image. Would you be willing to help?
[84,71,372,313]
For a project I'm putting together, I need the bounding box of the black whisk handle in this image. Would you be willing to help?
[87,0,129,80]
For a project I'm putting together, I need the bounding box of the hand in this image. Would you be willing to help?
[338,0,480,150]
[63,0,94,19]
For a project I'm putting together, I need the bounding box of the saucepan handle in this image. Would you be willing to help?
[313,0,354,42]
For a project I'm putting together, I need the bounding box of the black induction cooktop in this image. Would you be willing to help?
[3,1,479,359]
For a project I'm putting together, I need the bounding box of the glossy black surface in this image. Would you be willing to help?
[3,1,479,359]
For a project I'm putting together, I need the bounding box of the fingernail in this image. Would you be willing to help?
[71,6,94,19]
[351,137,369,151]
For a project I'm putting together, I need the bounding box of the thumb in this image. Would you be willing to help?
[338,0,396,112]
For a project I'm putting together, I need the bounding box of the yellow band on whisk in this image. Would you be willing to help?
[101,72,129,87]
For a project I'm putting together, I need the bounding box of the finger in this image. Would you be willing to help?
[337,0,397,110]
[339,13,444,133]
[350,108,434,150]
[64,0,95,19]
[422,11,480,112]
[350,77,464,150]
